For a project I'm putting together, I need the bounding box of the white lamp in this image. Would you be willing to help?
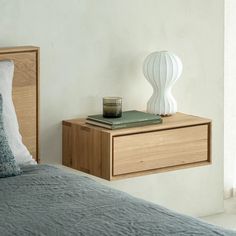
[143,51,183,116]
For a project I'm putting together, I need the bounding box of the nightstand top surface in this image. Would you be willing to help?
[63,112,211,136]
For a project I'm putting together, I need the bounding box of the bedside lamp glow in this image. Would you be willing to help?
[143,51,183,116]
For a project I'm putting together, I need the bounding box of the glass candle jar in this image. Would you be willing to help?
[103,97,122,118]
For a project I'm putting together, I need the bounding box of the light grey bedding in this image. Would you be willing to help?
[0,165,235,236]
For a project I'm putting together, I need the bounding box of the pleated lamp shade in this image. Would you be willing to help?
[143,51,183,116]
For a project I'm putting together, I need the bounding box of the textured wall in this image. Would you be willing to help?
[0,0,224,216]
[224,0,236,198]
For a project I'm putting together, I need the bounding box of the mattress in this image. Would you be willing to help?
[0,164,235,236]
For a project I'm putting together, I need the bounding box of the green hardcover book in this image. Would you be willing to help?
[86,118,162,129]
[86,110,162,129]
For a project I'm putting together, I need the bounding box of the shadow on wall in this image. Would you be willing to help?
[40,122,62,164]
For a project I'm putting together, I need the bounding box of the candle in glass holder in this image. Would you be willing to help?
[103,97,122,118]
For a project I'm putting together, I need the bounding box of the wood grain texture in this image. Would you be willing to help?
[62,124,72,167]
[101,132,112,180]
[62,113,212,180]
[62,122,112,179]
[0,46,40,162]
[65,112,211,136]
[70,125,102,177]
[113,125,208,176]
[111,161,211,180]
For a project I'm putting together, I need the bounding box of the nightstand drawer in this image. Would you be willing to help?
[113,125,208,176]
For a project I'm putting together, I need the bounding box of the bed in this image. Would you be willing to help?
[0,46,235,236]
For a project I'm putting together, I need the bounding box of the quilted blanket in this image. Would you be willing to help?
[0,165,235,236]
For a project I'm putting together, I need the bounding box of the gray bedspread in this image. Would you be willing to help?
[0,165,235,236]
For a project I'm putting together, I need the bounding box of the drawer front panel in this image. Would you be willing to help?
[113,125,208,176]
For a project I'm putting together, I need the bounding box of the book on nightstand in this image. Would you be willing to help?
[86,110,162,129]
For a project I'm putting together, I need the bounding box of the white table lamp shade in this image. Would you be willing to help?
[143,51,183,116]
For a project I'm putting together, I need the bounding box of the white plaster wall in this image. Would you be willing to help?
[224,0,236,198]
[0,0,224,217]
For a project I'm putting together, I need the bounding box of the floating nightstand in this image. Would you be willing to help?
[62,113,211,181]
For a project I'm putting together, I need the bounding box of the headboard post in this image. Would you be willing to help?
[0,46,40,162]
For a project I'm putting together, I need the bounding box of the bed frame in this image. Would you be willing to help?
[0,46,40,162]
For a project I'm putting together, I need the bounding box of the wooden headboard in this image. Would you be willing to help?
[0,46,40,162]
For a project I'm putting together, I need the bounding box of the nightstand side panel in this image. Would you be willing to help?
[70,124,111,179]
[101,132,112,180]
[72,125,90,173]
[62,124,72,167]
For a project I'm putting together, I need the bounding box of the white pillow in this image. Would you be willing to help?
[0,60,36,166]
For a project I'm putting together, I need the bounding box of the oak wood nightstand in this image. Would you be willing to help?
[62,113,211,181]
